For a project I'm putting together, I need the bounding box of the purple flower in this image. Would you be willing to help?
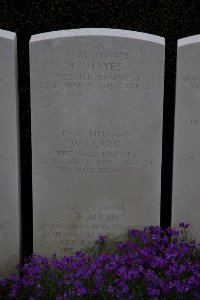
[179,222,190,229]
[108,284,115,294]
[0,278,7,287]
[74,279,87,296]
[9,283,19,298]
[147,286,160,296]
[96,234,108,244]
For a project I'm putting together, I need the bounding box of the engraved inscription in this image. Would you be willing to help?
[41,205,133,255]
[33,49,152,91]
[190,119,200,125]
[183,75,200,92]
[40,129,153,176]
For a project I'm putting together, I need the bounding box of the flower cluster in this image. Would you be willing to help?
[0,223,200,299]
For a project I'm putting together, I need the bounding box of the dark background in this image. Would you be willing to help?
[0,0,199,260]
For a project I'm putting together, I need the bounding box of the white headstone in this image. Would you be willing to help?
[0,29,20,277]
[30,28,165,257]
[172,35,200,238]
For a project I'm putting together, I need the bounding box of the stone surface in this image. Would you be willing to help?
[172,35,200,238]
[0,29,20,277]
[30,28,165,257]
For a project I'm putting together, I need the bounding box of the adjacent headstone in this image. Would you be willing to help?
[172,35,200,238]
[0,29,20,277]
[30,28,165,257]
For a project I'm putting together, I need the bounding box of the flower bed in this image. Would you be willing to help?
[1,223,200,299]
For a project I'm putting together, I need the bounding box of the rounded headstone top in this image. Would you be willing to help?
[178,34,200,47]
[0,29,16,40]
[30,28,165,45]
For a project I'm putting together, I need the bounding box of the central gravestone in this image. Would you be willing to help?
[30,28,165,257]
